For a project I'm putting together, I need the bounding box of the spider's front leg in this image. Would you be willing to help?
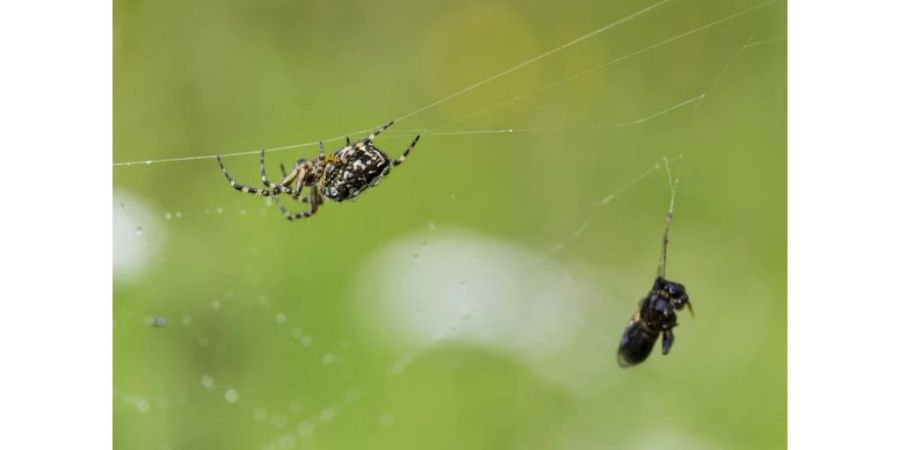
[366,120,395,142]
[258,150,294,196]
[216,154,279,197]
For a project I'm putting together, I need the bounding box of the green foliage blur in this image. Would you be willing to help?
[114,0,786,448]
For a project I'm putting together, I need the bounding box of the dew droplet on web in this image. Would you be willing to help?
[344,389,361,404]
[135,398,150,413]
[271,414,288,428]
[210,301,221,312]
[277,434,295,449]
[300,335,312,347]
[275,313,287,324]
[201,374,216,390]
[253,407,269,421]
[165,212,173,220]
[319,407,336,423]
[175,211,182,219]
[216,207,224,214]
[135,226,143,236]
[224,388,239,403]
[321,353,334,365]
[380,413,394,427]
[240,209,247,216]
[428,222,436,231]
[297,422,315,439]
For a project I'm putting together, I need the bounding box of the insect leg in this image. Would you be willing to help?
[661,330,675,355]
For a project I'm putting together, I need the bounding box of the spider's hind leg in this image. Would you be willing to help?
[376,135,419,181]
[392,135,420,167]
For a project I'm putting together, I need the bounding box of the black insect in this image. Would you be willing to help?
[216,121,419,221]
[617,172,693,367]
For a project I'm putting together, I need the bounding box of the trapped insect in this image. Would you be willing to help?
[617,168,693,368]
[216,121,419,221]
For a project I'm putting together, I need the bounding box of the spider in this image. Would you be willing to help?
[216,121,419,221]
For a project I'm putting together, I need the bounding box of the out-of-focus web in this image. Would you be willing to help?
[112,0,780,168]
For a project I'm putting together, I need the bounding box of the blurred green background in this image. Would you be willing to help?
[113,0,786,448]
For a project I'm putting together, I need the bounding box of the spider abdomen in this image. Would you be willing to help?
[322,144,391,202]
[216,120,418,221]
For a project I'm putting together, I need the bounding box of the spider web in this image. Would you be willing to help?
[113,0,786,448]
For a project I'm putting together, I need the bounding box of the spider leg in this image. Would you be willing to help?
[345,137,351,146]
[377,135,420,180]
[364,120,395,143]
[216,154,278,197]
[391,135,419,167]
[291,163,310,200]
[318,141,326,158]
[278,185,321,221]
[277,163,312,204]
[258,150,293,195]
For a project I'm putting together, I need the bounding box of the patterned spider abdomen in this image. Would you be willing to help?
[321,142,391,202]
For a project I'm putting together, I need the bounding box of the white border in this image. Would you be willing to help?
[3,0,900,447]
[0,1,111,448]
[789,1,900,448]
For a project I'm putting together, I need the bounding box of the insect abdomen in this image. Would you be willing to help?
[617,320,660,367]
